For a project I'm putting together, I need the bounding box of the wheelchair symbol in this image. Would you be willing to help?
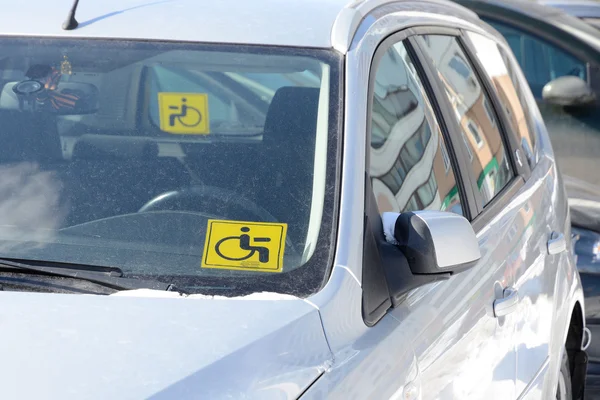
[215,227,271,263]
[168,97,202,127]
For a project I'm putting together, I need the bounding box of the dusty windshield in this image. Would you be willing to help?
[0,38,340,296]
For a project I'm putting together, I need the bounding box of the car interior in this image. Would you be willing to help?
[0,52,326,272]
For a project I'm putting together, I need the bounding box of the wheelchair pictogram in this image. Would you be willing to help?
[202,220,288,273]
[158,92,210,134]
[215,227,271,263]
[168,97,202,127]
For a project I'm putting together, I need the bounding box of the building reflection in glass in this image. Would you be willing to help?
[370,42,462,216]
[417,35,513,207]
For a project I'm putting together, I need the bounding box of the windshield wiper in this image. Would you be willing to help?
[0,258,179,292]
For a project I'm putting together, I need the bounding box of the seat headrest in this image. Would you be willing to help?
[264,87,320,142]
[71,135,159,161]
[0,110,62,163]
[0,82,20,110]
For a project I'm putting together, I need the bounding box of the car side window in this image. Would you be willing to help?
[485,19,587,98]
[369,40,463,216]
[416,35,514,208]
[466,31,538,169]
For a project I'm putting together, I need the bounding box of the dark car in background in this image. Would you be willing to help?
[455,0,600,186]
[455,0,600,395]
[540,0,600,30]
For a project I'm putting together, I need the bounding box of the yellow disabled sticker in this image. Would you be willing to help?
[158,92,210,134]
[202,220,287,273]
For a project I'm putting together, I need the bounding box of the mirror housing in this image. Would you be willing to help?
[1,80,99,115]
[384,211,480,274]
[542,76,596,108]
[361,174,481,324]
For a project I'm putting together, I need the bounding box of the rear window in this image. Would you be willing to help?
[145,56,322,137]
[0,38,341,297]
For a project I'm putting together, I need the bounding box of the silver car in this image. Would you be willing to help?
[0,0,588,399]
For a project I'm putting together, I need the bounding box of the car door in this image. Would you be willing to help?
[367,29,518,399]
[461,30,565,398]
[484,18,600,190]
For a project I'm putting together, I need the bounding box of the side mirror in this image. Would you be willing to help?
[542,76,596,108]
[384,210,480,274]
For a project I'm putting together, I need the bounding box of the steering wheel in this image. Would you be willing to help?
[138,185,278,223]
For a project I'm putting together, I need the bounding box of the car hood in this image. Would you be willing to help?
[0,289,332,399]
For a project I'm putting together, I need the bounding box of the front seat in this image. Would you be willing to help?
[63,135,192,226]
[0,110,62,164]
[257,86,320,250]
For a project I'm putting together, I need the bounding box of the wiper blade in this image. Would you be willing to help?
[0,258,178,292]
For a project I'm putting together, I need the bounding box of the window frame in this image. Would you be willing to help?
[459,30,529,230]
[365,28,476,221]
[460,30,530,176]
[409,28,526,230]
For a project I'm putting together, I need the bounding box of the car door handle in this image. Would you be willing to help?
[493,288,519,318]
[548,232,567,255]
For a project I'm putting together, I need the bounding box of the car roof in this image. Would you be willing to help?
[542,0,600,6]
[538,0,600,18]
[456,0,600,50]
[0,0,478,52]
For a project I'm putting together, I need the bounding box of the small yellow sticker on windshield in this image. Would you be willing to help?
[158,92,210,134]
[202,220,287,273]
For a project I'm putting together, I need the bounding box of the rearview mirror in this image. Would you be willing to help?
[542,76,596,108]
[384,210,481,274]
[1,80,99,115]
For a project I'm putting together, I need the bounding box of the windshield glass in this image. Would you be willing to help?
[0,38,341,297]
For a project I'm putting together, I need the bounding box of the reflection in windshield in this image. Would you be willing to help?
[0,38,340,296]
[0,163,63,252]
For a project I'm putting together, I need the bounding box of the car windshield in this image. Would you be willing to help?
[0,38,341,297]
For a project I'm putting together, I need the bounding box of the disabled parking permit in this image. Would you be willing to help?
[158,92,210,134]
[202,220,288,272]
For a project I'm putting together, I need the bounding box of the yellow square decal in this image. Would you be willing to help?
[158,92,210,134]
[202,220,287,273]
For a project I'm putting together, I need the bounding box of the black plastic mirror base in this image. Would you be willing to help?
[362,176,451,326]
[378,240,451,308]
[362,176,392,327]
[362,213,393,327]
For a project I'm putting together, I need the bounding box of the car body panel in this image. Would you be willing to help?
[456,2,595,396]
[313,3,583,399]
[0,291,332,399]
[0,0,478,53]
[479,27,587,397]
[333,1,489,285]
[0,0,349,48]
[302,267,420,398]
[539,0,600,19]
[0,0,587,399]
